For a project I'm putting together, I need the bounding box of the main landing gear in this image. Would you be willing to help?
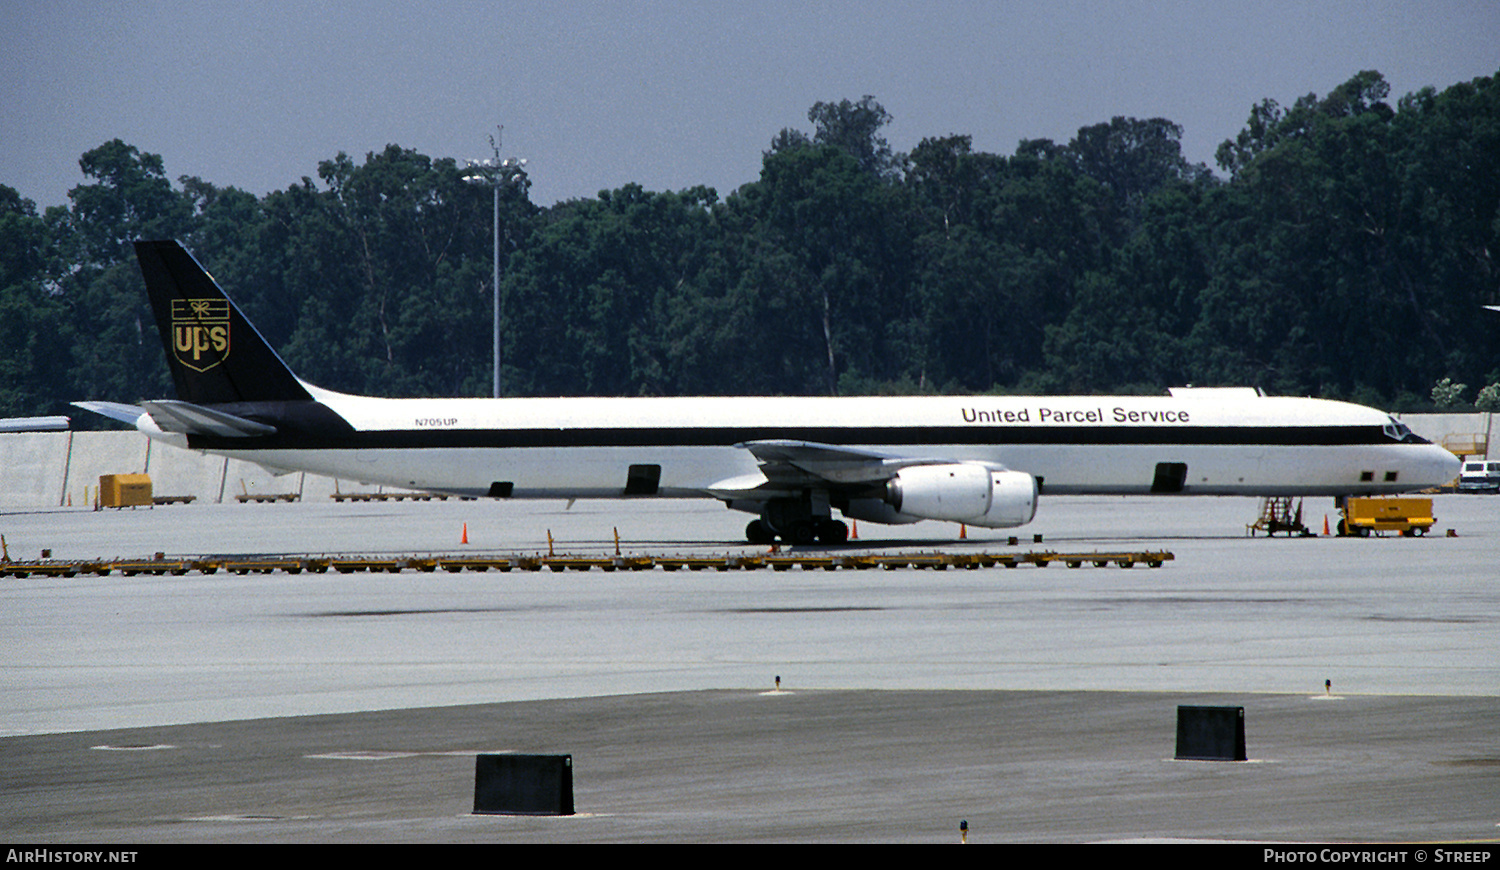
[745,495,849,546]
[746,517,848,546]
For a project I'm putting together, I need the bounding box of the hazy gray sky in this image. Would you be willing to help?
[4,1,1497,209]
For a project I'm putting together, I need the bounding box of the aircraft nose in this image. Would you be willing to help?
[1431,446,1462,487]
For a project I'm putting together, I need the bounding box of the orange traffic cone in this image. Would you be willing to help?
[850,520,858,540]
[461,522,469,544]
[1323,515,1330,536]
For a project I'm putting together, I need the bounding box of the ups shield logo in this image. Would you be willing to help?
[171,299,231,372]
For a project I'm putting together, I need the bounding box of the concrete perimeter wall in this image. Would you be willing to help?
[1,413,1492,510]
[0,432,393,509]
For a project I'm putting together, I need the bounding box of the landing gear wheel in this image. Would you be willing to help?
[746,520,775,545]
[816,519,848,545]
[787,520,817,546]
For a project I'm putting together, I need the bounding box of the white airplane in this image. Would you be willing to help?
[78,240,1460,544]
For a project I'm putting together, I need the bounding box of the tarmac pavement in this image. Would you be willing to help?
[1,494,1497,843]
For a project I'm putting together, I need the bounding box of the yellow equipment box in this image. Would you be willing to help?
[1339,497,1434,537]
[99,474,152,508]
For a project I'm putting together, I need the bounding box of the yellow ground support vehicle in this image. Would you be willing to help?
[98,473,152,507]
[1337,497,1435,537]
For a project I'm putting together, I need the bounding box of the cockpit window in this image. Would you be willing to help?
[1383,417,1429,444]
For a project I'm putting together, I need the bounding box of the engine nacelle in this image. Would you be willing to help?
[839,497,924,526]
[884,464,1038,528]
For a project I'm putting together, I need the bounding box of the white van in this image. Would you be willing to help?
[1457,460,1500,492]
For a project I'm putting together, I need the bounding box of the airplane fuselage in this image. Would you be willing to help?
[137,387,1457,501]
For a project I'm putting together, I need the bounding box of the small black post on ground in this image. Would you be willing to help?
[473,754,574,815]
[1175,706,1247,761]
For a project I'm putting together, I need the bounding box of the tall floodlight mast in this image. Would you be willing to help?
[463,126,527,398]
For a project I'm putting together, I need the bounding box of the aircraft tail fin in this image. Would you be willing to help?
[134,240,311,405]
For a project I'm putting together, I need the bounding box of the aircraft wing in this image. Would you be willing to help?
[709,439,970,497]
[737,439,914,485]
[140,400,278,438]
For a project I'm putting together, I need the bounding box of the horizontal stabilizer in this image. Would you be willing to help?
[141,400,277,438]
[72,401,147,427]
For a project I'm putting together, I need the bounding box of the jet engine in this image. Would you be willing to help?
[881,464,1038,528]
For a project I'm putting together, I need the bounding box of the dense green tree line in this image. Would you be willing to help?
[3,71,1498,423]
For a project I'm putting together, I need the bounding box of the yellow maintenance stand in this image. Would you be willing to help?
[1247,497,1312,536]
[1336,496,1435,537]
